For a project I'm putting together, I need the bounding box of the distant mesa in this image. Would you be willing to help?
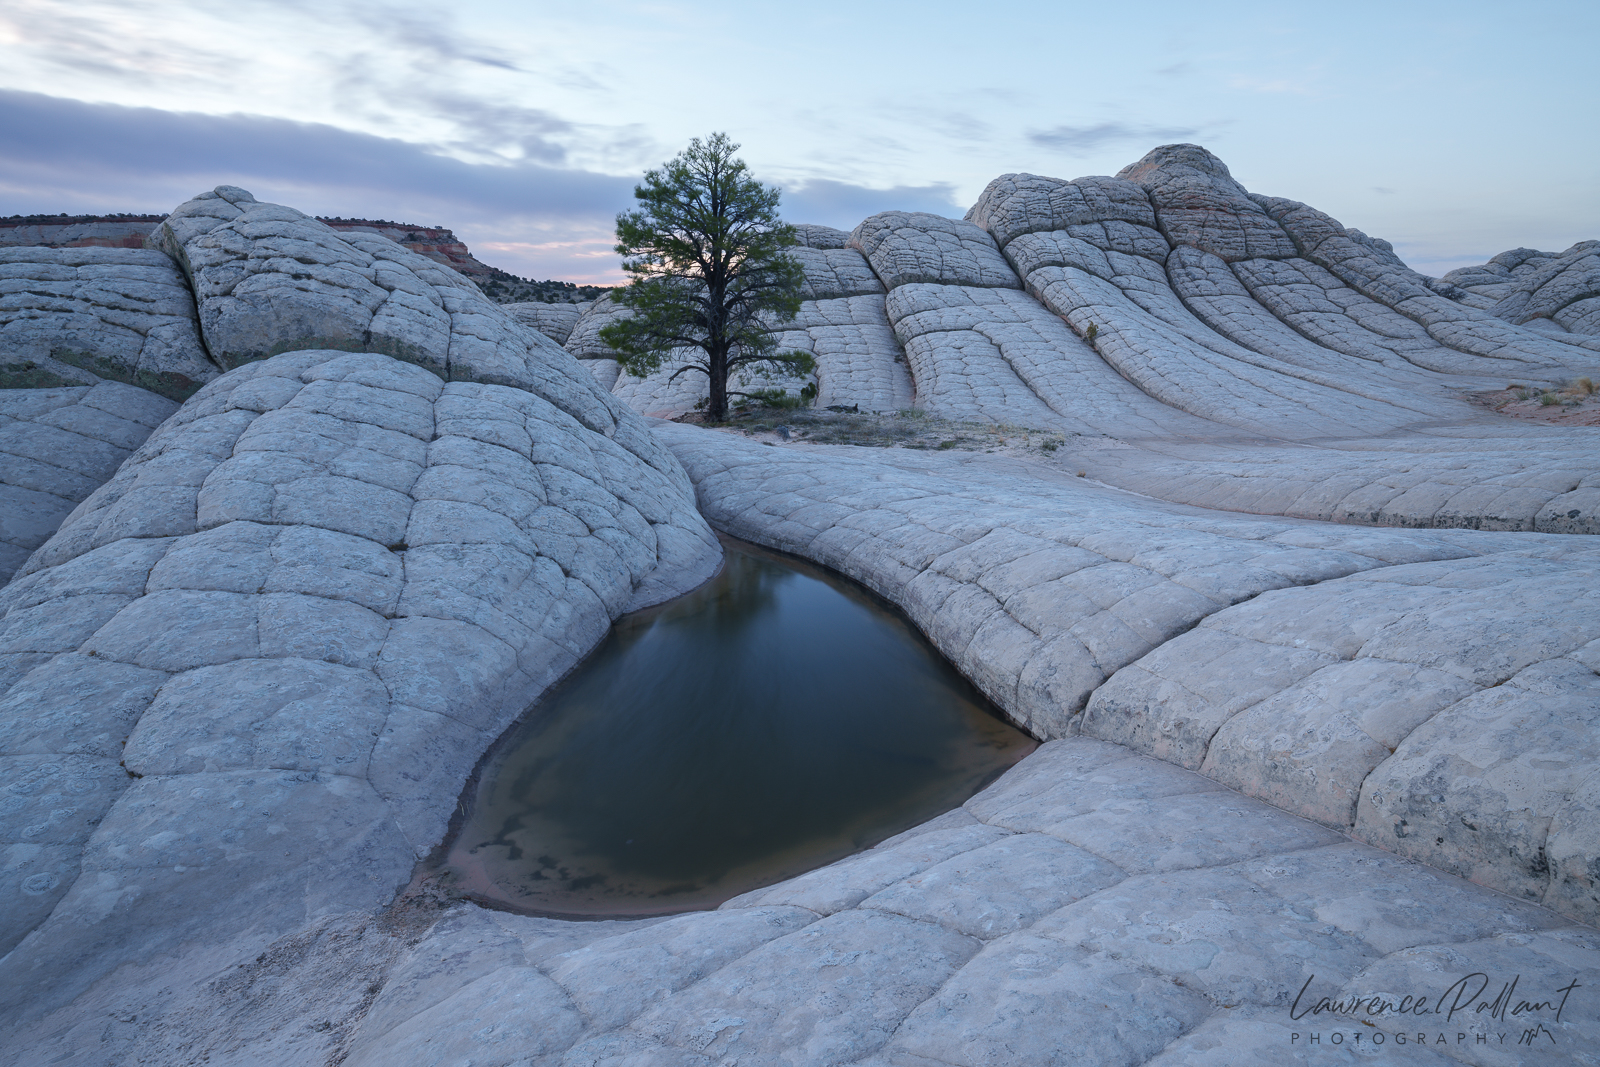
[0,213,166,250]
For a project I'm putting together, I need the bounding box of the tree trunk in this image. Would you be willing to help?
[707,343,729,421]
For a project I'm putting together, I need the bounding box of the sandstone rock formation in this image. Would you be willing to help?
[661,428,1600,917]
[1,151,1597,1066]
[0,211,601,308]
[581,147,1595,543]
[0,246,216,398]
[0,187,722,1061]
[504,300,593,345]
[1444,241,1600,335]
[314,219,499,281]
[339,739,1597,1067]
[0,383,177,583]
[0,348,717,1004]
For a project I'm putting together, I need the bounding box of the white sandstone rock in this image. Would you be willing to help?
[851,211,1021,290]
[0,383,179,583]
[504,300,589,344]
[0,348,718,1044]
[0,246,216,399]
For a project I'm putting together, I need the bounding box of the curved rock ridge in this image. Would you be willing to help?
[138,183,696,512]
[0,351,719,1026]
[657,426,1600,927]
[586,147,1595,508]
[1250,194,1600,362]
[504,300,593,345]
[965,172,1158,246]
[853,146,1595,534]
[1116,144,1300,263]
[819,151,1595,462]
[1061,425,1600,535]
[1,187,703,589]
[148,186,620,408]
[1444,241,1600,334]
[0,383,178,584]
[975,156,1578,439]
[562,292,630,361]
[883,279,1219,434]
[1087,550,1600,916]
[790,245,885,301]
[0,246,217,399]
[778,296,913,411]
[791,223,852,249]
[850,211,1022,291]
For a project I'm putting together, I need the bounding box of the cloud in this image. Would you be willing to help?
[1027,122,1201,154]
[0,0,239,87]
[415,93,574,164]
[0,92,977,281]
[359,4,524,72]
[0,89,640,279]
[777,179,967,228]
[0,89,635,213]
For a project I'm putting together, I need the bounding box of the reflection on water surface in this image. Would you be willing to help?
[437,535,1037,918]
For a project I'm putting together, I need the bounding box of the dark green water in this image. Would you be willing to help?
[437,535,1036,918]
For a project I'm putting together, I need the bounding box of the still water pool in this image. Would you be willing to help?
[435,535,1037,918]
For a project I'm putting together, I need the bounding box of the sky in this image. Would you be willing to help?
[1,0,1595,284]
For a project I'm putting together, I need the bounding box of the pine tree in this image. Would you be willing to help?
[599,134,810,421]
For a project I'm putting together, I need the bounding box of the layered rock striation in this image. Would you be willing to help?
[571,145,1597,540]
[0,246,216,399]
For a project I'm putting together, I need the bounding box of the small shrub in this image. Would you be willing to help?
[1540,392,1560,406]
[938,439,958,450]
[1575,377,1596,396]
[1084,323,1099,344]
[1041,439,1060,452]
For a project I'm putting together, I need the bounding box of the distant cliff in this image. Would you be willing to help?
[0,212,610,305]
[0,213,166,249]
